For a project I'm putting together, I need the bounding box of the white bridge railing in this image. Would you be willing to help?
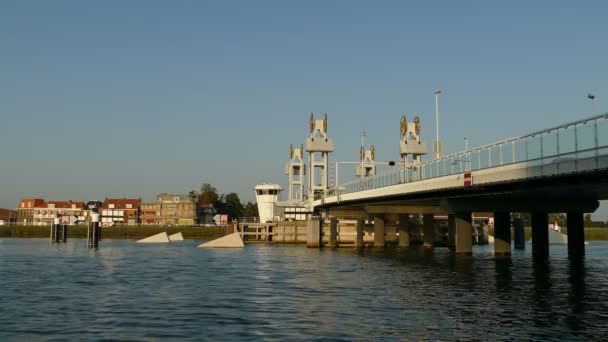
[327,113,608,198]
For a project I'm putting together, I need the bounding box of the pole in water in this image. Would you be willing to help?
[51,215,61,243]
[62,224,68,243]
[88,210,100,248]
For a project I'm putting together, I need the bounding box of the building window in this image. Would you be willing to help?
[109,204,115,209]
[126,204,132,209]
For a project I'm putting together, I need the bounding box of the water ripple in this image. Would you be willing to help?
[1,239,608,341]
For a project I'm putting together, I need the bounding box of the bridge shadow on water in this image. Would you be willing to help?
[339,244,605,340]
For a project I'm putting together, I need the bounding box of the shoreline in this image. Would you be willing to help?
[0,225,228,240]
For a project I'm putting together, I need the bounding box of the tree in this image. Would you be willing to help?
[243,202,259,218]
[199,183,219,206]
[224,192,244,219]
[549,213,566,227]
[584,213,593,227]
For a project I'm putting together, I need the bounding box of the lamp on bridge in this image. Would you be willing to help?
[434,89,443,160]
[588,93,596,114]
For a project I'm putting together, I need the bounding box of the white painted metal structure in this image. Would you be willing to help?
[255,184,282,223]
[316,113,608,207]
[306,113,334,201]
[285,144,305,204]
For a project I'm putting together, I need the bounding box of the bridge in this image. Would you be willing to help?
[296,112,608,259]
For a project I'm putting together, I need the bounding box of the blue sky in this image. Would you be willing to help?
[1,1,607,217]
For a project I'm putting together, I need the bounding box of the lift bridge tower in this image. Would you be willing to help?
[285,144,305,204]
[357,144,377,177]
[306,113,334,201]
[399,114,428,167]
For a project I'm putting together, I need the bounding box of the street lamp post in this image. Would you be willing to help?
[434,89,442,159]
[588,94,596,114]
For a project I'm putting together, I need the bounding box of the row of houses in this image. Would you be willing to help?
[14,194,218,227]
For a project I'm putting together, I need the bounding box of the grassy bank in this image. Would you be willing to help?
[0,225,228,240]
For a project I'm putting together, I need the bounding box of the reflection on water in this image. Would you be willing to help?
[1,239,608,341]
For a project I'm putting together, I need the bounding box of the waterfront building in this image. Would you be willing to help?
[140,202,162,225]
[198,204,217,225]
[100,198,141,226]
[156,193,197,226]
[0,208,17,225]
[82,201,103,222]
[16,199,46,225]
[32,201,85,226]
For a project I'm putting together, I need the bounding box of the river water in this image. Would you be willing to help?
[1,239,608,341]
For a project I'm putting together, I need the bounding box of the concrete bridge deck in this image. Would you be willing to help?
[311,113,608,259]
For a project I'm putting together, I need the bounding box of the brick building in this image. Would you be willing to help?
[140,202,162,225]
[16,199,46,225]
[157,193,197,226]
[0,208,17,224]
[32,201,85,226]
[100,198,141,226]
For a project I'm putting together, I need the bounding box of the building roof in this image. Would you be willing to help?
[18,199,46,209]
[156,193,194,203]
[101,198,141,209]
[45,201,85,209]
[255,183,282,190]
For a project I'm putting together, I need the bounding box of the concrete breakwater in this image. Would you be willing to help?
[0,225,228,240]
[238,220,431,245]
[238,221,608,244]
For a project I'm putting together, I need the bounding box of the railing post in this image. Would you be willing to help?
[488,148,492,167]
[499,144,503,165]
[595,118,599,168]
[511,141,515,163]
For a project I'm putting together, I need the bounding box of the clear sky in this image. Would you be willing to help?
[1,1,607,217]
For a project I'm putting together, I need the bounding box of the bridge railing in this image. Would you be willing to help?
[331,113,608,197]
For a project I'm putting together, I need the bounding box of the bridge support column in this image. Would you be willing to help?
[306,218,322,248]
[329,217,338,247]
[567,212,585,259]
[513,218,526,250]
[531,212,549,259]
[355,218,364,247]
[423,214,434,248]
[447,214,456,248]
[398,214,410,247]
[455,212,472,255]
[374,214,385,247]
[494,212,511,256]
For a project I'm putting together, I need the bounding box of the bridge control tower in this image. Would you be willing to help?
[356,145,377,177]
[399,115,428,166]
[285,144,305,204]
[306,113,334,200]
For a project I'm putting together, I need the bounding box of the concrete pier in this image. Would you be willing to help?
[567,212,585,259]
[398,214,410,247]
[494,212,511,256]
[513,218,525,250]
[329,217,338,247]
[355,218,364,247]
[307,218,322,248]
[455,212,472,255]
[423,214,434,248]
[447,214,456,248]
[374,214,385,247]
[531,212,549,259]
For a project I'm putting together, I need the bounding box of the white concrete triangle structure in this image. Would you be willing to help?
[197,232,244,248]
[136,232,170,243]
[548,229,568,244]
[168,232,184,241]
